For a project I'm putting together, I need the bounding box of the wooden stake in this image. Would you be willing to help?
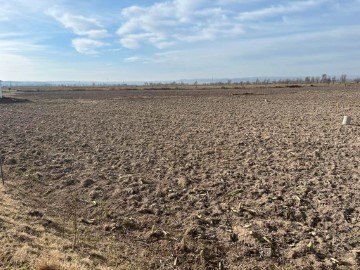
[0,155,4,185]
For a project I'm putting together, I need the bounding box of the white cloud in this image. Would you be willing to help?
[48,8,108,38]
[0,32,27,38]
[216,0,264,4]
[0,53,36,79]
[120,23,360,79]
[174,0,208,17]
[0,2,14,21]
[0,0,65,21]
[124,50,182,64]
[72,38,106,54]
[238,0,323,21]
[0,36,50,80]
[116,0,244,49]
[47,7,109,54]
[120,37,140,49]
[0,38,47,53]
[124,56,144,62]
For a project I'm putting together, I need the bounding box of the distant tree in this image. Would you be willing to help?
[321,74,327,83]
[331,76,336,84]
[354,78,360,84]
[340,74,347,83]
[296,77,304,84]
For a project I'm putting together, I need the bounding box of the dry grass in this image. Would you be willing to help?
[35,258,62,270]
[0,185,134,269]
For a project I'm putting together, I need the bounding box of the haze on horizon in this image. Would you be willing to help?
[0,0,359,82]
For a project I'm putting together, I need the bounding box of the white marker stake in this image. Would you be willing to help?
[342,116,351,125]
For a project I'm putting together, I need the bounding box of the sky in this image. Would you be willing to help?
[0,0,359,82]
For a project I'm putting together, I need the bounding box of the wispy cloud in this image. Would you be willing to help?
[117,0,244,49]
[47,7,110,54]
[124,50,181,63]
[0,0,64,21]
[0,53,35,78]
[0,32,27,38]
[0,36,50,79]
[237,0,323,21]
[124,56,145,63]
[216,0,265,5]
[48,8,109,39]
[0,2,15,21]
[72,38,107,54]
[0,38,48,53]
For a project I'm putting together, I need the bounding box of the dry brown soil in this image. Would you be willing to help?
[1,85,360,269]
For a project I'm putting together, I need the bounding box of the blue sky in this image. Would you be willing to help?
[0,0,359,81]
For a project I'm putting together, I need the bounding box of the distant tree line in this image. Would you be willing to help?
[6,74,360,88]
[143,74,356,87]
[208,74,349,86]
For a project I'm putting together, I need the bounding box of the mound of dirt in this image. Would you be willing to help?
[0,97,29,104]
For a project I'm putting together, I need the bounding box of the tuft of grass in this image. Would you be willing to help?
[35,258,62,270]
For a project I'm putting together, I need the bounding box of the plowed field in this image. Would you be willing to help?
[1,85,360,269]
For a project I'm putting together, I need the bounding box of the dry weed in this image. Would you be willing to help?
[11,244,36,264]
[35,258,62,270]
